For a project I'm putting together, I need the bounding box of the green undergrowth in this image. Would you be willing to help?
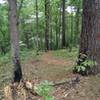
[20,49,43,61]
[52,47,78,60]
[0,53,12,87]
[0,49,42,88]
[34,80,54,100]
[0,49,42,64]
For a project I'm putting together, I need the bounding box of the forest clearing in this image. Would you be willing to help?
[0,0,100,100]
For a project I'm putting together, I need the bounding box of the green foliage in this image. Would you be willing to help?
[44,96,54,100]
[82,59,97,67]
[34,80,54,100]
[0,0,82,52]
[74,58,97,74]
[0,4,9,54]
[74,65,86,72]
[52,48,78,60]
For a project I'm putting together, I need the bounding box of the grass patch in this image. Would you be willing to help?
[0,53,12,88]
[52,48,78,60]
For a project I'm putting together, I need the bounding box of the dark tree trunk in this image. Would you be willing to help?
[45,0,50,51]
[8,0,22,82]
[79,0,100,74]
[62,0,66,48]
[50,27,53,50]
[50,13,53,50]
[36,0,39,53]
[25,32,30,49]
[79,0,94,54]
[56,19,59,49]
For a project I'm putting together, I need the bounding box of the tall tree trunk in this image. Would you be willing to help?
[36,0,39,54]
[56,19,58,49]
[25,32,30,49]
[62,0,66,48]
[8,0,22,82]
[45,0,50,51]
[50,13,53,50]
[79,0,100,74]
[58,4,62,49]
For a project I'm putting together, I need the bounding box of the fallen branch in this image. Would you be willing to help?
[51,76,80,87]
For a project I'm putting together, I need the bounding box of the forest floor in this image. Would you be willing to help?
[0,49,100,100]
[22,50,75,81]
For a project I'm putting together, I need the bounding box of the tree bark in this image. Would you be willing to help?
[50,13,53,50]
[8,0,22,82]
[79,0,100,74]
[45,0,50,51]
[62,0,66,48]
[25,32,30,49]
[35,0,39,53]
[56,19,59,49]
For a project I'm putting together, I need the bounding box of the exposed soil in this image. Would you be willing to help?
[22,51,75,81]
[41,51,73,66]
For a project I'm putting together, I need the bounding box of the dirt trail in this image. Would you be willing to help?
[22,51,75,81]
[40,51,74,66]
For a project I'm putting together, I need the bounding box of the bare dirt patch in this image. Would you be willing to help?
[22,51,75,81]
[40,51,73,66]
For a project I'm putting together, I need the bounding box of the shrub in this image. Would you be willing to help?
[34,80,54,100]
[73,53,97,75]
